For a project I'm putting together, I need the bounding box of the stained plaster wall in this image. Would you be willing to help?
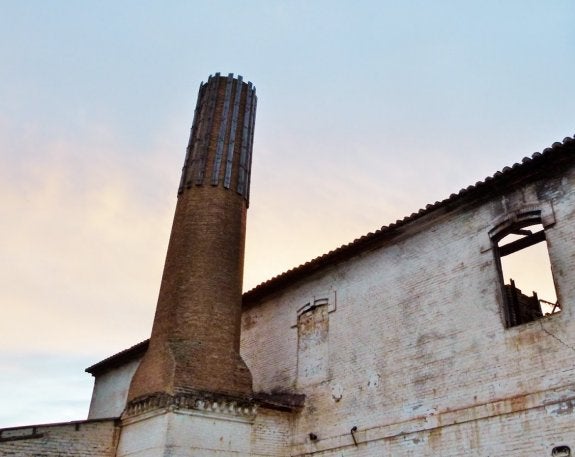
[240,163,575,456]
[0,419,119,457]
[88,359,143,419]
[81,159,575,456]
[114,406,291,457]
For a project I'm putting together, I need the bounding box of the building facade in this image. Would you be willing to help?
[1,74,574,457]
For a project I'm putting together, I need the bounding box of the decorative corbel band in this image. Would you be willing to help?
[123,392,257,420]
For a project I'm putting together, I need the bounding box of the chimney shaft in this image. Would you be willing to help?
[128,73,256,401]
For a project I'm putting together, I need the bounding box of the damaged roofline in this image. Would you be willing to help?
[242,135,575,306]
[86,135,575,373]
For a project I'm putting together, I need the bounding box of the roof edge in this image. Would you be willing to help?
[85,340,149,376]
[243,135,575,305]
[0,417,120,433]
[86,135,575,376]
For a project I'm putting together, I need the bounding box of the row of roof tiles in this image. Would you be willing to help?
[87,135,574,374]
[243,135,575,303]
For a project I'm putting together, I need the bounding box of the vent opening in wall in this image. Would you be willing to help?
[494,219,560,328]
[552,445,571,457]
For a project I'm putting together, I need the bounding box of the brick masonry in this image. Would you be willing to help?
[0,419,120,457]
[8,77,574,455]
[81,140,575,455]
[128,74,256,401]
[240,155,575,455]
[87,146,575,456]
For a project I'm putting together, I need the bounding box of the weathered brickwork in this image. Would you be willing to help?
[0,419,119,457]
[240,151,575,455]
[13,76,572,456]
[79,140,574,455]
[114,404,291,457]
[250,409,292,457]
[128,74,256,401]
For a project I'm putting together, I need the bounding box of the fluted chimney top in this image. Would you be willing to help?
[178,73,257,205]
[127,73,256,403]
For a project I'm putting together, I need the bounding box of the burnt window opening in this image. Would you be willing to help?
[494,219,560,328]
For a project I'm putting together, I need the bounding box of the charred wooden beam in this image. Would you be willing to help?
[499,230,546,257]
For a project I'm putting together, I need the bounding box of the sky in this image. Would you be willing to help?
[0,0,574,428]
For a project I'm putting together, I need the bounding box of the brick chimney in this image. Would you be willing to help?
[127,73,256,402]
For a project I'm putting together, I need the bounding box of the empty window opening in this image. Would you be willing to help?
[496,222,560,327]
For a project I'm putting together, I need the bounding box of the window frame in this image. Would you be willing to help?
[489,209,559,328]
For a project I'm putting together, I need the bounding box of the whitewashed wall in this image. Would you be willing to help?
[0,419,119,457]
[84,162,575,456]
[240,163,575,456]
[88,358,143,419]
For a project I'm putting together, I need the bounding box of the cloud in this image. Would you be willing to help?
[0,352,94,428]
[0,117,178,357]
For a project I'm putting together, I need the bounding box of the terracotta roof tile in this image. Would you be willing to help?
[243,134,575,304]
[85,340,149,375]
[87,134,575,372]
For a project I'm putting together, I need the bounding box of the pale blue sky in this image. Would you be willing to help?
[0,0,573,427]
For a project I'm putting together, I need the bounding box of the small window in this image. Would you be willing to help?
[493,217,560,328]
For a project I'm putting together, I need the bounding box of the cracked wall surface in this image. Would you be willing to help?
[0,420,119,457]
[240,158,575,456]
[7,148,574,457]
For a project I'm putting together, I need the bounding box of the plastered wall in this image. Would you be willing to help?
[114,406,291,457]
[88,359,143,419]
[81,159,575,456]
[0,419,119,457]
[240,163,575,456]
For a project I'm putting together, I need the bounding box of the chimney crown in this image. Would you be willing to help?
[178,73,257,205]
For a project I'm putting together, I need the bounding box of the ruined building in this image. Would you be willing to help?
[1,73,574,457]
